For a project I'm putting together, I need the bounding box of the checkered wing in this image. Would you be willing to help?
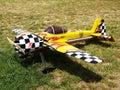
[46,42,102,63]
[66,51,102,63]
[14,34,44,54]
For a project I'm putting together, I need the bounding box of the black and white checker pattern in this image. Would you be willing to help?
[14,34,44,54]
[99,22,106,36]
[66,51,102,63]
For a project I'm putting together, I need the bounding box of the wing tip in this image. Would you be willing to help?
[67,51,103,64]
[85,56,103,64]
[12,29,27,35]
[90,59,103,63]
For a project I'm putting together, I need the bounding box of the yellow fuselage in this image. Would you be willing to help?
[37,18,103,43]
[38,30,96,43]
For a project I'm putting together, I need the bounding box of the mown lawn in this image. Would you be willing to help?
[0,0,120,90]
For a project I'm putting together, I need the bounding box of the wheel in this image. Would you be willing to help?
[41,67,56,74]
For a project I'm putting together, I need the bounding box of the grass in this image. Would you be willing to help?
[0,0,120,90]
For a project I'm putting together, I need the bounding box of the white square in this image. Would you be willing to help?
[19,39,26,44]
[22,35,29,39]
[35,42,40,48]
[29,38,35,43]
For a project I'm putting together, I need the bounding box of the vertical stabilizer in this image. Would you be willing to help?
[91,18,102,32]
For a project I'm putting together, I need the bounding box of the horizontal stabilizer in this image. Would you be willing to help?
[91,33,101,37]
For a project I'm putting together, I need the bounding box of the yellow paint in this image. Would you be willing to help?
[37,18,103,53]
[9,18,103,54]
[38,18,102,43]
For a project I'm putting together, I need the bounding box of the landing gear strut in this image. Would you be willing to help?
[39,52,56,74]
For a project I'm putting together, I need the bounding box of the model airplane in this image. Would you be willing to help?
[7,18,115,73]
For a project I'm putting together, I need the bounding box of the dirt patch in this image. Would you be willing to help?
[50,70,63,84]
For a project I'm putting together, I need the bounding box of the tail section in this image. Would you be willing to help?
[98,19,106,36]
[91,18,103,33]
[91,18,115,42]
[91,18,106,35]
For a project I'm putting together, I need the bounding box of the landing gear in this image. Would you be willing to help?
[41,67,56,74]
[39,52,56,74]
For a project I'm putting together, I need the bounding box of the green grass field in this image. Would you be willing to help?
[0,0,120,90]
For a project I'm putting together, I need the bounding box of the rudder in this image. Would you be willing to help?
[91,18,106,36]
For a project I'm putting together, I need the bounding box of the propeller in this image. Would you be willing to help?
[7,37,25,54]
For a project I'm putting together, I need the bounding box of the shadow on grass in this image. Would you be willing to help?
[18,50,102,83]
[15,40,110,83]
[86,40,112,47]
[45,51,102,83]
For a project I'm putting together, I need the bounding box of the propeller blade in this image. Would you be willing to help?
[7,37,25,54]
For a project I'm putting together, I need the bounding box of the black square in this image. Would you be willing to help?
[34,38,39,42]
[27,34,33,38]
[20,44,25,49]
[32,43,35,48]
[18,36,24,40]
[25,39,30,43]
[80,57,87,60]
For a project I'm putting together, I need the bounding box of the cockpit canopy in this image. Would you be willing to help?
[44,25,67,34]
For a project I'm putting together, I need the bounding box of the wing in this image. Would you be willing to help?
[46,42,102,63]
[12,29,31,35]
